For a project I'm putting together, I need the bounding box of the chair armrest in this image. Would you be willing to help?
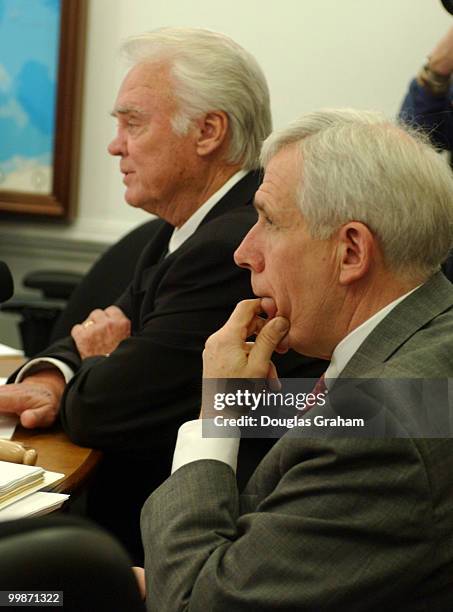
[0,296,65,317]
[23,270,84,300]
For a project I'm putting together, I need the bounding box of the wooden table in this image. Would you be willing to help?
[0,355,102,494]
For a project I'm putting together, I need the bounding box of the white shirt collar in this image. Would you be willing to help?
[167,169,248,255]
[325,285,421,382]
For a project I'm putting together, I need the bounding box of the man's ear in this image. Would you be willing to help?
[195,111,229,157]
[337,222,375,285]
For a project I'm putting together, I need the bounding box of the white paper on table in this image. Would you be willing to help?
[0,343,23,357]
[0,377,17,439]
[0,491,69,520]
[0,470,65,511]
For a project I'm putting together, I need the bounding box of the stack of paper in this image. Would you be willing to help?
[0,462,44,504]
[0,461,66,519]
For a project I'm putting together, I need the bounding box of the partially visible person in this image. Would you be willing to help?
[141,109,453,611]
[0,28,324,561]
[400,25,453,151]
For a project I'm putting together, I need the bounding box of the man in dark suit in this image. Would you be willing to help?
[141,109,453,610]
[0,29,323,559]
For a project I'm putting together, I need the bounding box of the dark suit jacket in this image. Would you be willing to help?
[142,272,453,611]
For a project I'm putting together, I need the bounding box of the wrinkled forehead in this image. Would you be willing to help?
[112,62,176,112]
[256,145,302,207]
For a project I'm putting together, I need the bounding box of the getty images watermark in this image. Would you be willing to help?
[202,378,453,438]
[210,387,337,429]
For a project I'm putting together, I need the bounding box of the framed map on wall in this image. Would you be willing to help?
[0,0,86,220]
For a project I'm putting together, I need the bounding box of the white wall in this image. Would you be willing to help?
[1,0,452,244]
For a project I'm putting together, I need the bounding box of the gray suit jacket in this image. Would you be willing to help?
[141,272,453,611]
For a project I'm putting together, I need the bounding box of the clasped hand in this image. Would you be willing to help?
[71,305,131,359]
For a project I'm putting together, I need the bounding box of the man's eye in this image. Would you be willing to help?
[257,210,275,227]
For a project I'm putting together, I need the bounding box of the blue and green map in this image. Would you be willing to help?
[0,0,60,193]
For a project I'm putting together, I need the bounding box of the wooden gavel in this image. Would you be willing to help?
[0,439,38,465]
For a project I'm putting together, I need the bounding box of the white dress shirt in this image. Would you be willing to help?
[168,170,247,254]
[171,286,420,474]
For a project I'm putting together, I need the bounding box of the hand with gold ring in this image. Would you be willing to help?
[71,306,131,359]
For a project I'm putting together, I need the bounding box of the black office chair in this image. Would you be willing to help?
[0,515,145,612]
[1,218,160,356]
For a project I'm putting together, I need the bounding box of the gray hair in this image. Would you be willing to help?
[261,109,453,279]
[121,27,272,171]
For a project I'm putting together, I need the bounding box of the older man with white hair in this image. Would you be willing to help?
[0,29,323,560]
[141,109,453,610]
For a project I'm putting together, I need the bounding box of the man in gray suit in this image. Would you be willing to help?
[140,110,453,610]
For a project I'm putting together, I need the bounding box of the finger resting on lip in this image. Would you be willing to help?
[229,299,263,328]
[224,300,265,342]
[260,297,277,319]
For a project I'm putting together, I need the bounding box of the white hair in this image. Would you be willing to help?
[121,27,272,170]
[261,109,453,279]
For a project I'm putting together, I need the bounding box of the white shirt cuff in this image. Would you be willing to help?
[171,419,240,474]
[15,358,75,384]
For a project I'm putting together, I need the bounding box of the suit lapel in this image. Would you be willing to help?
[136,222,174,293]
[200,170,261,226]
[340,272,453,377]
[143,221,174,263]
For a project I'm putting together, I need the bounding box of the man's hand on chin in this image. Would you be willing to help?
[0,369,66,428]
[202,298,290,380]
[200,299,290,418]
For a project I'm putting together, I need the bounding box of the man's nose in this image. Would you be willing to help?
[108,133,124,157]
[234,225,264,272]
